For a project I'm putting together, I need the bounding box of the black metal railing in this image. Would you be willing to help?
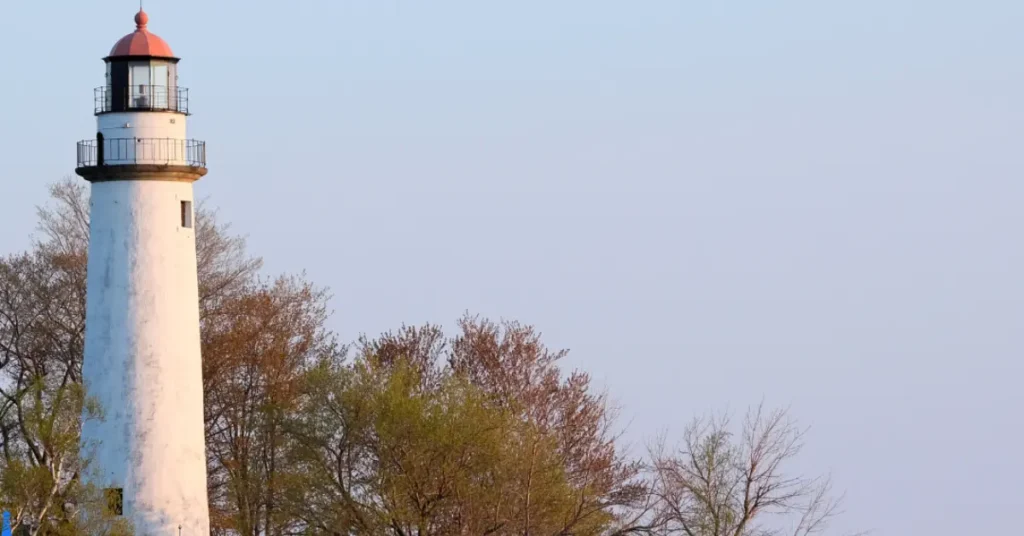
[77,138,206,168]
[94,86,189,114]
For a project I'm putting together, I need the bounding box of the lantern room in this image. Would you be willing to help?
[77,9,205,176]
[97,10,186,114]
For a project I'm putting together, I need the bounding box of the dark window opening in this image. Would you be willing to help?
[96,132,105,166]
[181,200,193,228]
[105,488,123,516]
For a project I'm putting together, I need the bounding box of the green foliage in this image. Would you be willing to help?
[0,379,129,535]
[284,355,596,535]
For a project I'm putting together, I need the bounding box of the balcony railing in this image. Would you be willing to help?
[77,138,206,168]
[94,86,189,114]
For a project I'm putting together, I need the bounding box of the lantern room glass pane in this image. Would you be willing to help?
[168,64,179,111]
[104,64,113,109]
[152,64,169,108]
[131,64,151,108]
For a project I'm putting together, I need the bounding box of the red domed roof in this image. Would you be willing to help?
[108,10,175,59]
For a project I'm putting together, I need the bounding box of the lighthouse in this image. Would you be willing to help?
[76,10,209,535]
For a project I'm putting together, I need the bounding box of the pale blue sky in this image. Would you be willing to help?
[2,1,1023,534]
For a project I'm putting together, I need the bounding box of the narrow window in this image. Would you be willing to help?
[181,200,193,228]
[96,132,105,166]
[105,488,123,516]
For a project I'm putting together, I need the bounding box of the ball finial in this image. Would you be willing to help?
[135,9,149,29]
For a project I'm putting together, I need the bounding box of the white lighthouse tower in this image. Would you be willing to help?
[76,10,210,535]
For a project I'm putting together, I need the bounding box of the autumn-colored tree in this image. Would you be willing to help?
[449,317,653,535]
[284,353,576,536]
[203,275,337,536]
[282,320,653,536]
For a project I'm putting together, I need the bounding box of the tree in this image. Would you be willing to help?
[0,246,89,535]
[0,249,131,536]
[281,319,654,536]
[449,317,652,535]
[649,406,857,536]
[284,353,580,536]
[203,276,338,536]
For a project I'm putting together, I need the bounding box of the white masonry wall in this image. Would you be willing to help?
[97,111,189,165]
[80,82,211,536]
[81,179,209,536]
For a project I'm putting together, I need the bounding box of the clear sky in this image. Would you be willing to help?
[2,1,1023,533]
